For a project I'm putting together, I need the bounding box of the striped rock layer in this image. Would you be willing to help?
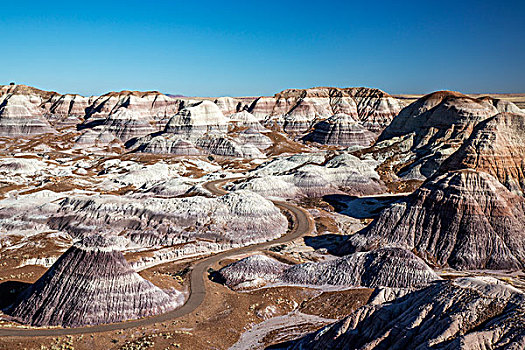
[287,277,525,350]
[441,112,525,195]
[344,169,525,270]
[3,235,182,327]
[374,91,521,179]
[248,87,404,133]
[218,248,439,290]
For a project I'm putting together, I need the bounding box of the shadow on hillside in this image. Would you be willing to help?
[304,234,348,257]
[0,281,31,309]
[76,119,105,131]
[323,194,404,219]
[208,270,226,284]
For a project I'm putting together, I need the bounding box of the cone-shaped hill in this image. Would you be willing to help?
[3,235,184,327]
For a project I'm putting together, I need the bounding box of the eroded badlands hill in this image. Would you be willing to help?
[287,277,525,350]
[371,91,522,180]
[218,248,439,290]
[343,169,525,270]
[129,100,270,158]
[230,152,384,198]
[248,87,404,133]
[441,112,525,195]
[303,113,376,147]
[51,190,288,247]
[3,235,184,327]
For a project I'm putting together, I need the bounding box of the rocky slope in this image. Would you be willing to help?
[231,152,384,198]
[287,277,525,350]
[163,100,228,138]
[218,248,439,290]
[49,190,288,247]
[372,91,513,179]
[129,101,273,158]
[343,169,525,270]
[42,93,93,127]
[3,235,183,327]
[441,112,525,195]
[248,87,404,134]
[0,91,56,136]
[303,113,376,147]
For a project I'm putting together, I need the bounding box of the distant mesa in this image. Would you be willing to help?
[0,84,407,153]
[343,169,525,270]
[3,235,184,327]
[248,86,404,134]
[0,84,187,139]
[286,277,525,349]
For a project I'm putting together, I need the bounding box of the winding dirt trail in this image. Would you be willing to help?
[0,177,314,337]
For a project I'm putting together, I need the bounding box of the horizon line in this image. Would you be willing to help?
[4,82,525,99]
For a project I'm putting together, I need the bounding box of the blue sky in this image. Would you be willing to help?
[1,0,524,96]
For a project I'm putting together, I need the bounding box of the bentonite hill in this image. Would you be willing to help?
[3,235,184,327]
[0,83,524,350]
